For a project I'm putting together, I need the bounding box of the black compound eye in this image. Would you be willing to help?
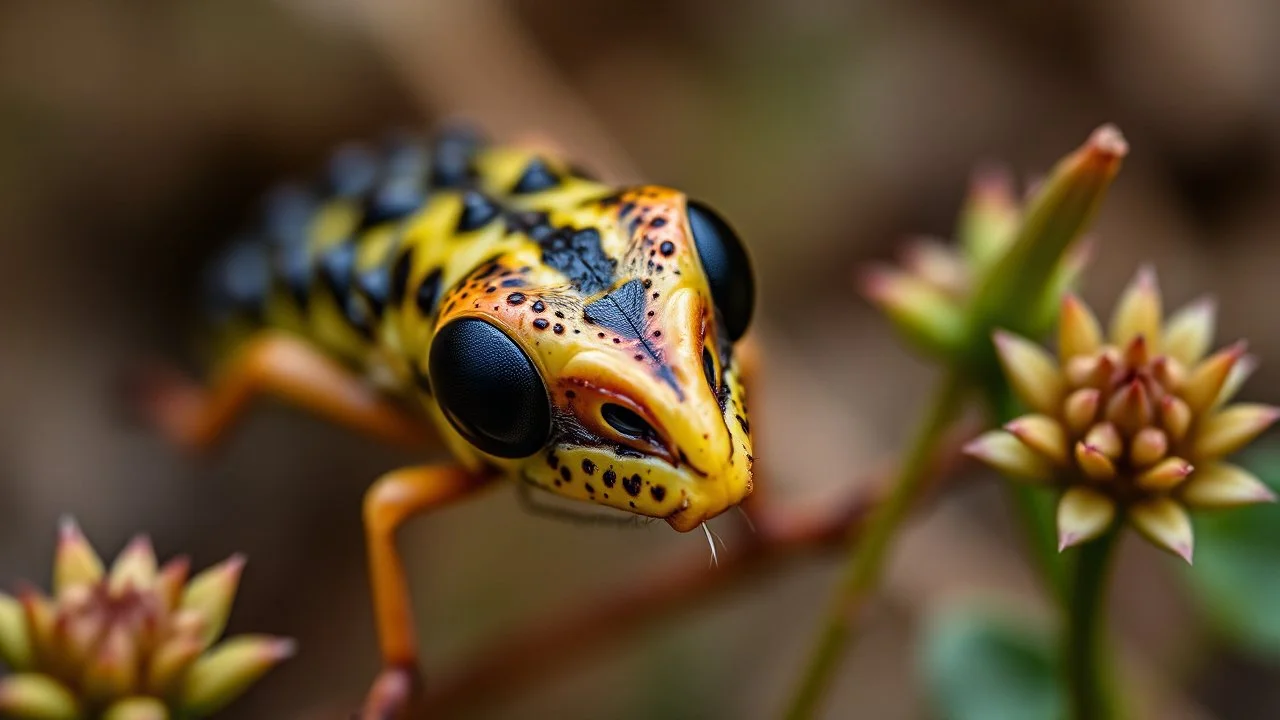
[687,200,755,341]
[429,318,551,458]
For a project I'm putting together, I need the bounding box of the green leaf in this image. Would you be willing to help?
[920,606,1064,720]
[1185,444,1280,656]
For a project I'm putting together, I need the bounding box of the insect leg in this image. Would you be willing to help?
[360,464,498,719]
[136,331,433,452]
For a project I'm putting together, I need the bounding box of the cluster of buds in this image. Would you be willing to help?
[0,520,293,719]
[967,268,1278,561]
[863,125,1127,368]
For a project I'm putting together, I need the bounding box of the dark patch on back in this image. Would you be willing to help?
[204,237,270,323]
[429,125,483,189]
[320,241,357,304]
[539,227,615,295]
[416,267,443,317]
[511,157,561,194]
[390,249,413,306]
[456,190,500,233]
[356,266,391,317]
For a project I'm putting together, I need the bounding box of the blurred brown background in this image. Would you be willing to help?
[2,1,1279,718]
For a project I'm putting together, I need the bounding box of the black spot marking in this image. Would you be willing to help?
[565,390,576,399]
[356,267,391,317]
[512,157,561,194]
[205,238,269,322]
[531,300,546,313]
[533,318,549,330]
[560,466,572,482]
[650,217,667,228]
[507,292,526,305]
[342,294,375,339]
[650,486,666,502]
[539,228,616,295]
[416,268,443,316]
[320,242,357,303]
[581,459,596,475]
[275,243,311,311]
[659,241,675,256]
[390,250,413,306]
[501,277,524,288]
[361,176,425,229]
[328,143,378,197]
[505,210,553,241]
[553,323,564,334]
[603,470,617,488]
[547,452,560,470]
[623,474,642,497]
[737,415,750,433]
[456,191,500,233]
[429,125,482,188]
[585,483,595,494]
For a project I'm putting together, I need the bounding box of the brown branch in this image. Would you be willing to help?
[422,425,975,715]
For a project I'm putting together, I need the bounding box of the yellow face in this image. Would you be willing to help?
[424,184,755,532]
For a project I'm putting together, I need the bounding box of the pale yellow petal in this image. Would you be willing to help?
[963,431,1053,482]
[1130,427,1169,468]
[1182,342,1246,412]
[1108,265,1162,350]
[1058,295,1103,361]
[107,536,157,595]
[1075,441,1117,481]
[1135,457,1194,492]
[179,555,246,649]
[0,674,81,720]
[0,593,33,671]
[1192,404,1280,460]
[179,636,295,717]
[1057,487,1116,550]
[1004,414,1069,465]
[1162,297,1216,366]
[103,697,168,720]
[1129,497,1194,563]
[993,330,1066,414]
[1063,388,1101,435]
[1180,462,1277,509]
[54,517,104,597]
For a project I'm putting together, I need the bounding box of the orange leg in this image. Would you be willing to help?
[360,464,499,720]
[137,332,433,452]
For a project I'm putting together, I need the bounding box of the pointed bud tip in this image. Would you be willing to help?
[223,553,248,577]
[1057,532,1081,552]
[1135,263,1157,289]
[1175,543,1194,565]
[57,515,82,540]
[1088,124,1129,159]
[122,534,154,555]
[267,637,297,661]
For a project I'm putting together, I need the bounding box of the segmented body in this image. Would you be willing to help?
[204,126,755,530]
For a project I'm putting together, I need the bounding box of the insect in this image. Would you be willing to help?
[139,125,757,717]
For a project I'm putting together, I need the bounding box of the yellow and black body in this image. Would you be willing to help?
[203,126,756,530]
[162,125,758,714]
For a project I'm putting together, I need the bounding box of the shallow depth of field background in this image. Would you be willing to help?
[2,2,1279,718]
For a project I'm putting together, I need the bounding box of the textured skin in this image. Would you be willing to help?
[204,126,754,531]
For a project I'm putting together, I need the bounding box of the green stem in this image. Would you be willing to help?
[984,380,1068,601]
[1064,523,1120,720]
[782,372,967,720]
